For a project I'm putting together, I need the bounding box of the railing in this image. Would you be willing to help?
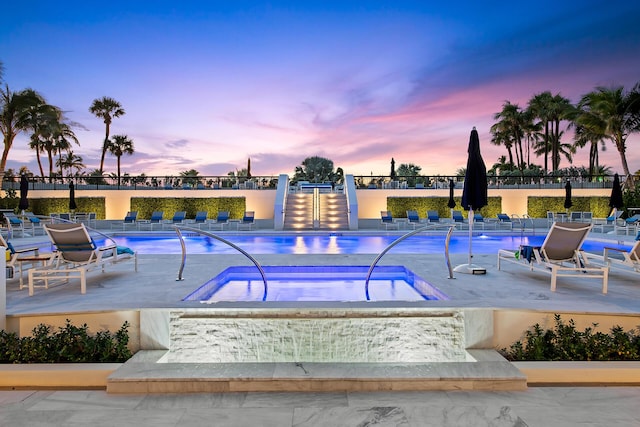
[0,173,626,191]
[364,224,456,300]
[173,225,268,300]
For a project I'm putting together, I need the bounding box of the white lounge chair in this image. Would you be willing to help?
[584,240,640,277]
[28,223,137,296]
[497,222,609,293]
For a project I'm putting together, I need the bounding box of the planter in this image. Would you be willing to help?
[513,361,640,385]
[0,363,122,389]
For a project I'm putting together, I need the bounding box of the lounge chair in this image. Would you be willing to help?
[427,210,440,223]
[138,211,164,230]
[4,213,25,238]
[496,213,514,230]
[584,240,640,277]
[163,211,186,229]
[24,212,46,236]
[569,212,582,222]
[209,211,230,230]
[111,211,138,230]
[189,211,208,229]
[497,222,609,293]
[473,213,495,230]
[1,233,51,289]
[27,223,137,296]
[452,210,465,223]
[237,211,255,230]
[380,210,398,230]
[406,210,422,228]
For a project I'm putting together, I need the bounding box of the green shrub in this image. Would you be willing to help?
[0,320,133,363]
[387,196,502,219]
[500,314,640,361]
[131,197,245,219]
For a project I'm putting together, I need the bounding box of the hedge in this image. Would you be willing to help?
[387,196,502,219]
[130,197,246,220]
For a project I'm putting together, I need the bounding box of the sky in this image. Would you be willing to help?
[1,0,640,178]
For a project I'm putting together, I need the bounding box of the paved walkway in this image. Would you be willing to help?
[2,387,640,426]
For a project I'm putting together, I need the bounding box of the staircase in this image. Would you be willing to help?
[283,192,349,230]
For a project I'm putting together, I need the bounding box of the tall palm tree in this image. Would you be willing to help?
[548,94,575,172]
[0,85,44,174]
[527,92,553,175]
[491,101,527,173]
[107,134,134,187]
[24,101,59,177]
[89,96,125,174]
[577,84,640,190]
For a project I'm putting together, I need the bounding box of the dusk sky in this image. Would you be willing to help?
[2,1,639,178]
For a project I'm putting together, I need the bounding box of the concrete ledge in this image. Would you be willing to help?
[0,363,121,389]
[513,361,640,386]
[106,350,527,393]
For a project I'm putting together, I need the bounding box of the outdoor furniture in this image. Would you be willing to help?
[4,213,25,238]
[138,211,164,230]
[406,210,422,228]
[209,211,230,230]
[237,211,255,230]
[427,210,440,223]
[497,222,609,293]
[496,213,514,230]
[111,211,138,230]
[27,223,137,296]
[380,211,399,230]
[584,240,640,277]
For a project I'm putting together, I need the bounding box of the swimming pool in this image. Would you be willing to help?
[183,265,449,302]
[102,233,630,255]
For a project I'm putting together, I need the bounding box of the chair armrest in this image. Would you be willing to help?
[14,246,40,255]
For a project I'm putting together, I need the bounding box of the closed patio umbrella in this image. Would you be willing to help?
[454,127,487,275]
[609,173,624,233]
[448,179,456,219]
[247,158,251,178]
[18,174,29,215]
[564,181,573,211]
[69,182,77,211]
[390,158,397,181]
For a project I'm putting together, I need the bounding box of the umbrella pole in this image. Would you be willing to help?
[453,206,486,275]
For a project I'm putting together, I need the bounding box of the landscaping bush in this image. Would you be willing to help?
[0,320,133,363]
[387,196,502,219]
[500,314,640,361]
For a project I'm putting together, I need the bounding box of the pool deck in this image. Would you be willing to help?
[2,227,640,426]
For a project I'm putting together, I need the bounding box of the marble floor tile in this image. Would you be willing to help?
[293,406,410,427]
[403,405,529,427]
[62,408,186,427]
[0,408,75,427]
[347,390,454,406]
[243,391,348,408]
[28,390,146,411]
[177,407,294,427]
[136,391,247,409]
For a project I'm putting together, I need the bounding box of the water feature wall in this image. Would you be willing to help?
[167,308,467,363]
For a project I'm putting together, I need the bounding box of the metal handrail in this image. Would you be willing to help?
[364,223,455,300]
[173,225,268,300]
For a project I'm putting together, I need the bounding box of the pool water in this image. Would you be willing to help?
[103,233,631,255]
[183,265,449,302]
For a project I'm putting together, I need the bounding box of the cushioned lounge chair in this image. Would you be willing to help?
[163,211,186,229]
[584,239,640,277]
[497,222,609,293]
[4,213,25,238]
[1,233,51,289]
[237,211,255,230]
[189,211,208,229]
[28,223,137,296]
[209,211,230,230]
[111,211,138,230]
[427,210,440,223]
[497,213,514,230]
[138,211,164,230]
[406,210,421,228]
[380,210,398,230]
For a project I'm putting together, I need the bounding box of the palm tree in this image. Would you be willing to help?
[491,101,527,173]
[548,94,574,172]
[89,96,125,174]
[107,134,134,187]
[527,92,554,175]
[24,101,59,177]
[576,84,640,190]
[0,85,45,175]
[57,151,85,177]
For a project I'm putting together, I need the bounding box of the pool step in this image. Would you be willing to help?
[106,350,527,393]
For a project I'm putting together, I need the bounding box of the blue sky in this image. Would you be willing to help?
[2,1,639,178]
